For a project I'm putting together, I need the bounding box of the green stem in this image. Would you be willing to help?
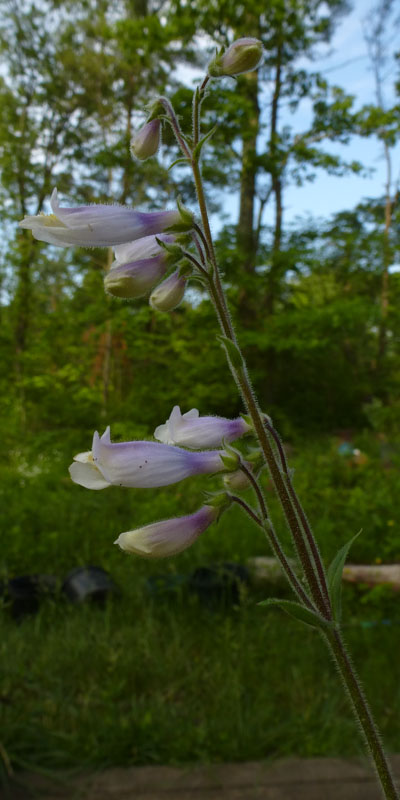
[189,139,329,614]
[326,627,398,800]
[228,493,262,526]
[264,418,331,610]
[183,75,397,800]
[237,463,316,610]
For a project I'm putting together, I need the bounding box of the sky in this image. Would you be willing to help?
[180,0,399,231]
[279,0,400,227]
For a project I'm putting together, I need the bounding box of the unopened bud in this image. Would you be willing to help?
[223,469,251,491]
[149,270,186,312]
[131,119,161,161]
[208,38,263,78]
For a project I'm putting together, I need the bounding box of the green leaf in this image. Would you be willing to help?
[258,598,332,630]
[327,530,362,622]
[217,335,244,370]
[193,125,218,161]
[168,157,190,171]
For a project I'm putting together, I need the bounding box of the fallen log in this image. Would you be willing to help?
[246,557,400,591]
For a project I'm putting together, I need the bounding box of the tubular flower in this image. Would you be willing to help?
[19,189,181,248]
[208,38,263,78]
[149,269,186,312]
[115,505,219,557]
[104,234,174,299]
[69,427,225,490]
[154,406,252,449]
[131,119,161,160]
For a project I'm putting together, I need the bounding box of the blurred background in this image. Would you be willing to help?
[1,0,400,782]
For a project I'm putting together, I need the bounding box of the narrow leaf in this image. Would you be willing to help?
[217,335,244,370]
[327,530,362,622]
[168,157,190,171]
[193,125,218,160]
[258,598,332,630]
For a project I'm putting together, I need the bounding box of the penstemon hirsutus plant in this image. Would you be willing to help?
[20,36,398,800]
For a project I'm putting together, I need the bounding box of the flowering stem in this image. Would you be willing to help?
[158,97,191,159]
[228,494,262,526]
[326,627,399,800]
[188,125,328,613]
[263,417,331,610]
[182,78,399,797]
[236,462,316,610]
[193,76,210,147]
[193,223,212,264]
[239,461,268,518]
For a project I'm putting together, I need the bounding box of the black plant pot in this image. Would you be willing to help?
[62,566,117,605]
[1,574,58,620]
[188,562,249,609]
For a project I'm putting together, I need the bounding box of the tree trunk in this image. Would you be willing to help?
[265,40,283,316]
[236,68,260,324]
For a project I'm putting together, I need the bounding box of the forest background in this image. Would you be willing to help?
[2,0,400,776]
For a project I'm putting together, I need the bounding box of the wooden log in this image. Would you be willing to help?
[246,557,400,590]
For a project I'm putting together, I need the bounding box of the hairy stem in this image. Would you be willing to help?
[263,418,331,609]
[174,79,398,798]
[326,627,398,800]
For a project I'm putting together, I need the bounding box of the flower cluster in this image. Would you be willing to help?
[69,409,253,556]
[18,36,265,558]
[20,189,193,312]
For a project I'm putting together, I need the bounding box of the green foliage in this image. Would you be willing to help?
[327,531,361,622]
[2,432,400,769]
[258,598,332,630]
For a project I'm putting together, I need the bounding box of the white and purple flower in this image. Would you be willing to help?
[69,426,225,490]
[104,234,174,299]
[131,119,161,160]
[20,189,181,248]
[149,269,187,312]
[115,505,218,557]
[154,406,251,449]
[208,38,263,78]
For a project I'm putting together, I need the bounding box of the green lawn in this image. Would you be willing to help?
[2,430,400,772]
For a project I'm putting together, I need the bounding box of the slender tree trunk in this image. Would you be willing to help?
[265,40,283,316]
[236,68,260,324]
[377,139,393,369]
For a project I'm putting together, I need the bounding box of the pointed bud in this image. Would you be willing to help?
[208,38,263,78]
[149,270,187,312]
[115,505,219,558]
[131,119,161,161]
[223,469,251,491]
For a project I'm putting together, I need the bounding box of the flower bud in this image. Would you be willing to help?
[104,234,174,299]
[115,505,219,558]
[131,119,161,161]
[223,469,251,491]
[149,270,186,312]
[208,38,263,78]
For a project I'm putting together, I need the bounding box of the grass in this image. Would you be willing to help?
[1,428,400,773]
